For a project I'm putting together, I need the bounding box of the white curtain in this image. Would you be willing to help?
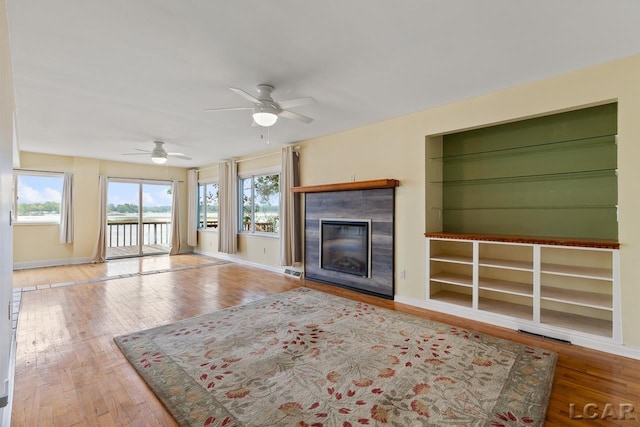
[59,172,74,244]
[91,175,108,262]
[187,169,198,247]
[170,180,181,255]
[280,146,301,266]
[218,160,237,254]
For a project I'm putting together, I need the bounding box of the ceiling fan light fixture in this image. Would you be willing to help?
[150,141,168,164]
[151,155,167,164]
[252,105,278,127]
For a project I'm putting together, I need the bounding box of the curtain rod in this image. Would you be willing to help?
[235,151,280,164]
[194,152,278,171]
[15,169,184,183]
[14,168,65,175]
[194,165,218,173]
[107,176,184,183]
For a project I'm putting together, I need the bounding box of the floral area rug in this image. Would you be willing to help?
[114,287,556,426]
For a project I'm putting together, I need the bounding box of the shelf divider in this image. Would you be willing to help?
[478,277,533,297]
[479,258,533,271]
[431,273,473,288]
[429,133,616,161]
[541,286,612,310]
[430,255,473,265]
[541,263,612,280]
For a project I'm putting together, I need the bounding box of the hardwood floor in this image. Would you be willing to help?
[12,254,224,289]
[11,255,640,426]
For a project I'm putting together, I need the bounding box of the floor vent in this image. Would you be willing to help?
[518,329,572,344]
[284,269,303,279]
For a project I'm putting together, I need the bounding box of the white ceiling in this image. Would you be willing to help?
[7,1,640,167]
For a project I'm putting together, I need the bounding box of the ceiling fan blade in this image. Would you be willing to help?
[121,152,151,156]
[278,109,314,124]
[168,154,192,160]
[278,96,316,110]
[204,106,253,112]
[230,87,261,104]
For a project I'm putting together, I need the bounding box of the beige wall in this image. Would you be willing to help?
[14,152,190,266]
[197,231,281,270]
[296,54,640,349]
[196,148,283,270]
[298,119,426,299]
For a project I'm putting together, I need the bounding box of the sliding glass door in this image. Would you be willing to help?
[106,179,173,258]
[141,183,173,255]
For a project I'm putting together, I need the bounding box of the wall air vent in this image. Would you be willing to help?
[283,269,303,279]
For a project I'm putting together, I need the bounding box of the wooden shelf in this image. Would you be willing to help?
[541,309,612,338]
[479,258,533,271]
[478,298,533,321]
[432,168,616,186]
[541,286,612,310]
[291,179,399,193]
[430,290,472,308]
[541,263,612,280]
[428,133,616,161]
[431,273,473,287]
[430,254,473,265]
[478,277,533,297]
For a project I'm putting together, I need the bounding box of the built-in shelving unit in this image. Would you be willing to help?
[427,103,618,240]
[426,233,621,345]
[422,104,623,353]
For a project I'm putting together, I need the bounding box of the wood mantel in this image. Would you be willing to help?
[425,232,620,249]
[291,179,399,193]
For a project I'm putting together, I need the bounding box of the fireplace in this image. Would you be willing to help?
[299,183,397,300]
[320,219,371,278]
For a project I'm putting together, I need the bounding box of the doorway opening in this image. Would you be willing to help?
[106,179,173,259]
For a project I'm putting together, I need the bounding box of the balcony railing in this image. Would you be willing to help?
[107,221,171,248]
[243,222,275,232]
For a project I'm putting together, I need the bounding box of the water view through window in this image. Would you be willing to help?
[106,180,173,258]
[14,173,64,223]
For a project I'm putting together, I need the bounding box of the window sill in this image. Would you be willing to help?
[238,232,280,239]
[198,228,218,233]
[13,222,60,227]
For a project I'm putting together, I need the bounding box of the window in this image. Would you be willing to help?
[239,173,280,234]
[13,171,64,224]
[198,181,219,230]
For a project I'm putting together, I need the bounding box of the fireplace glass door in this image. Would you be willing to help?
[320,219,371,278]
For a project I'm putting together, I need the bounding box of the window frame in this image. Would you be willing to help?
[12,170,65,225]
[198,180,219,231]
[238,169,281,236]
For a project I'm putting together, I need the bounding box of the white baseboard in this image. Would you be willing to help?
[13,257,92,271]
[194,249,290,274]
[394,294,640,361]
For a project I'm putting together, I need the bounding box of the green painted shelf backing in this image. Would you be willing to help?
[439,103,618,240]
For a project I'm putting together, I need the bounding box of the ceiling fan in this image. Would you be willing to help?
[122,141,192,164]
[205,84,315,127]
